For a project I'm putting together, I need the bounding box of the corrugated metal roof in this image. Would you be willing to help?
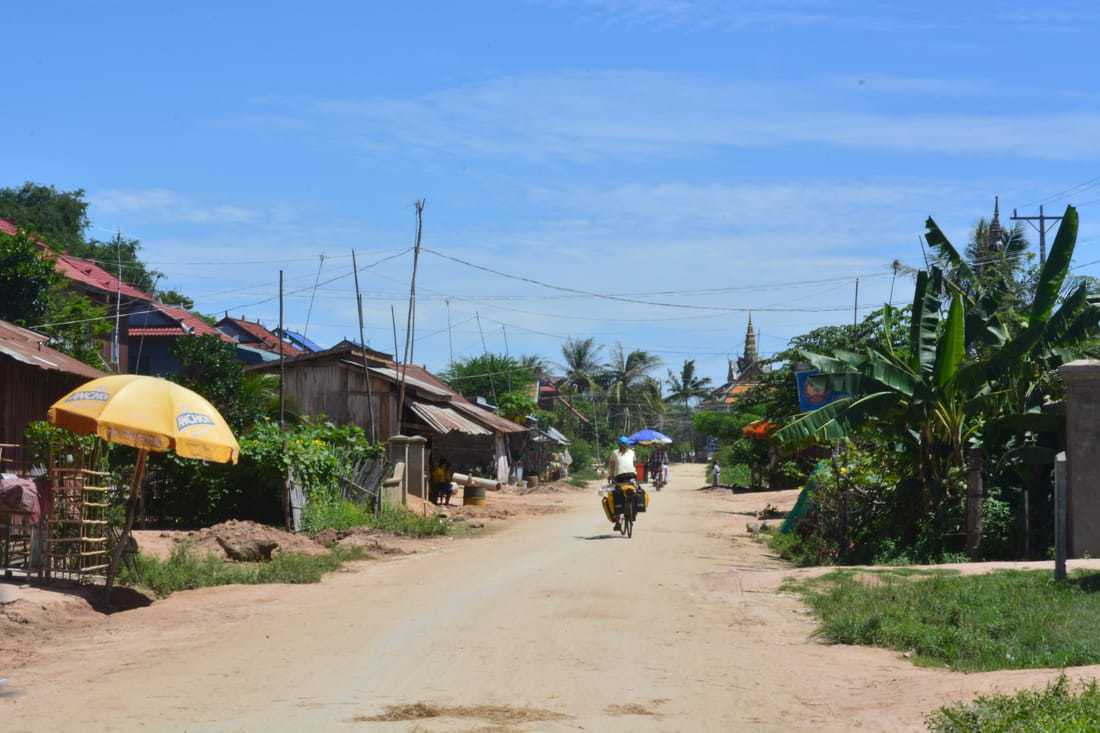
[218,317,303,355]
[0,319,106,380]
[408,400,491,436]
[450,399,527,434]
[368,366,453,399]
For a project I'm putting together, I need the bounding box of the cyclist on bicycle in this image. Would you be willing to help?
[606,436,636,532]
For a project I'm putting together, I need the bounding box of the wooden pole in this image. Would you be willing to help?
[352,250,377,443]
[105,448,147,604]
[397,200,424,436]
[279,270,286,428]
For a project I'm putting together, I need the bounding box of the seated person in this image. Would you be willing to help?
[430,459,455,506]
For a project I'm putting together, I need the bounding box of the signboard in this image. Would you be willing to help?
[795,370,847,412]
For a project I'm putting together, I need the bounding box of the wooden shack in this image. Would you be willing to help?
[0,319,106,465]
[250,342,527,481]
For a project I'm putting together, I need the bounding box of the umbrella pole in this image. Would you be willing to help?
[105,449,148,605]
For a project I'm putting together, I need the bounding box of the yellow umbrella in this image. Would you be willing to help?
[48,374,240,599]
[48,374,239,464]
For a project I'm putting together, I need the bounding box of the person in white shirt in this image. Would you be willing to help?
[608,436,636,483]
[605,436,637,532]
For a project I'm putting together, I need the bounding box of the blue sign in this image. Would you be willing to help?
[795,370,847,412]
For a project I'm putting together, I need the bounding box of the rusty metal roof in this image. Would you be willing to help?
[0,319,106,380]
[408,400,491,436]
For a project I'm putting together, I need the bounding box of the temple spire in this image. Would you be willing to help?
[987,195,1003,253]
[744,312,757,364]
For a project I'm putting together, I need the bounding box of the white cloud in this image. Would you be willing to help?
[261,71,1100,161]
[91,188,260,225]
[541,0,1100,32]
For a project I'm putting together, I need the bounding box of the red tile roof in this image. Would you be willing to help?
[52,251,153,302]
[218,317,303,355]
[128,327,188,337]
[153,303,235,342]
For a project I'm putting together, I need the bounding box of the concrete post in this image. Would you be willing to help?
[1058,359,1100,557]
[387,435,411,505]
[406,436,427,500]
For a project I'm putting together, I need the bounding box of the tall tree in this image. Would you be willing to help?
[604,344,661,433]
[559,337,604,393]
[440,353,536,402]
[0,228,59,326]
[0,182,88,253]
[666,359,713,407]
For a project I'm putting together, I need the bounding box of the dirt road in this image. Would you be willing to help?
[3,464,1092,731]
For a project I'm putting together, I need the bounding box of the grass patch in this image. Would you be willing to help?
[788,569,1100,672]
[119,543,370,598]
[305,499,449,538]
[928,675,1100,732]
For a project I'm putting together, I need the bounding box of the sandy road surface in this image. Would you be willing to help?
[3,464,1096,732]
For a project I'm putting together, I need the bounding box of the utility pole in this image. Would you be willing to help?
[279,270,285,428]
[502,325,512,392]
[1012,205,1063,266]
[477,308,503,400]
[352,249,376,442]
[397,200,425,436]
[445,298,454,367]
[114,230,123,371]
[853,277,860,328]
[304,254,325,338]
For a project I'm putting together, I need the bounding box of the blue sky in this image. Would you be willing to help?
[6,0,1100,384]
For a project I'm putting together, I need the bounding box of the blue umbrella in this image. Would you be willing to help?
[626,428,673,445]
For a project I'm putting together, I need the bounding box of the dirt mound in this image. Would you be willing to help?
[314,527,412,556]
[138,520,327,561]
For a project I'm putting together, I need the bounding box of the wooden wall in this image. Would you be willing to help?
[0,357,87,465]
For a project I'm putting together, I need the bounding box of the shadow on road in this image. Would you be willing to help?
[575,534,623,541]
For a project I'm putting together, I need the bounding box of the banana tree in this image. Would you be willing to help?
[775,206,1093,544]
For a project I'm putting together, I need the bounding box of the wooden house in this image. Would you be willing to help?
[250,342,527,480]
[0,319,105,463]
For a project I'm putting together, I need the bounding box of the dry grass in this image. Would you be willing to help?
[354,702,567,724]
[606,702,659,716]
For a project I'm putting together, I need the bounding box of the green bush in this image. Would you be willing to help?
[119,543,370,597]
[569,437,595,475]
[145,417,383,528]
[928,676,1100,733]
[303,499,449,538]
[789,569,1100,672]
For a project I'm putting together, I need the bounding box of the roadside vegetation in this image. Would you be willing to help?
[119,544,371,598]
[787,569,1100,672]
[928,676,1100,733]
[304,499,449,538]
[697,205,1099,566]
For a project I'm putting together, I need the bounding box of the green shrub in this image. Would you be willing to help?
[789,569,1100,672]
[144,417,383,528]
[303,499,449,538]
[119,543,369,598]
[928,676,1100,733]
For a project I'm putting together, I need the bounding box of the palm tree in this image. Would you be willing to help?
[604,344,661,433]
[666,359,713,408]
[559,337,604,394]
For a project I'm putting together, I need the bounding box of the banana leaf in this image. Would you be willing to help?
[924,218,975,283]
[1030,206,1078,326]
[909,267,943,374]
[861,352,918,396]
[934,295,965,388]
